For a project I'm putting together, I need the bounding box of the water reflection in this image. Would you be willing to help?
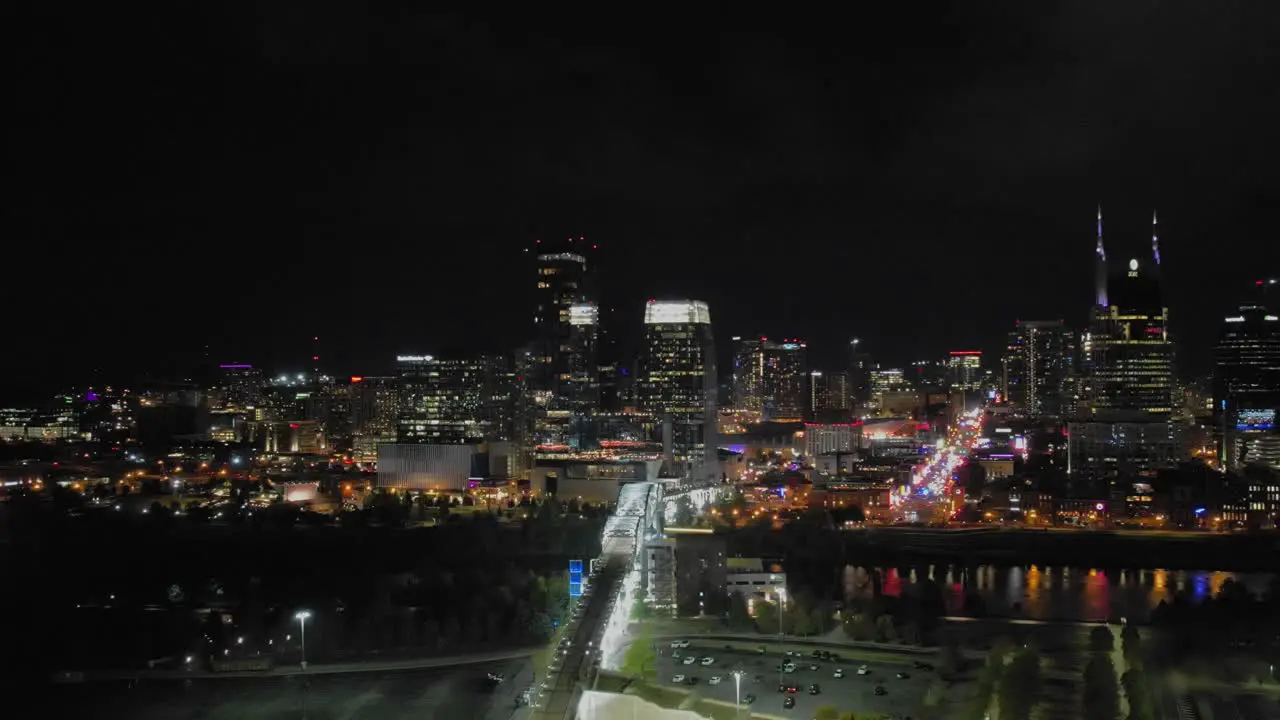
[847,563,1275,622]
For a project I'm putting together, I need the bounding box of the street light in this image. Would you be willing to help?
[294,610,312,670]
[731,669,746,716]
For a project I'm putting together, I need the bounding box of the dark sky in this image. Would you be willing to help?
[9,3,1280,403]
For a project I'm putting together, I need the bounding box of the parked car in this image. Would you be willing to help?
[700,657,715,666]
[896,671,911,679]
[709,676,722,685]
[857,665,871,675]
[671,674,686,684]
[783,696,795,709]
[809,683,821,695]
[874,685,887,696]
[833,668,844,679]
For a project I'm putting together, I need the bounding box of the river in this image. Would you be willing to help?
[844,564,1277,622]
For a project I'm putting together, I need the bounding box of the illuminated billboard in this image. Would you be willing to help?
[569,303,599,326]
[1236,409,1276,431]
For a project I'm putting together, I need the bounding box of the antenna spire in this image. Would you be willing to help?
[1151,209,1161,265]
[1094,204,1108,306]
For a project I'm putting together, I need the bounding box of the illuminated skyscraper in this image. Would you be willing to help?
[1214,280,1280,470]
[729,337,806,420]
[395,353,512,444]
[1071,209,1181,476]
[526,237,603,445]
[731,337,765,415]
[641,300,717,481]
[946,351,983,392]
[1002,321,1075,416]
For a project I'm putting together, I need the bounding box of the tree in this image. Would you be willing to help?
[939,638,964,676]
[1121,624,1142,667]
[727,592,752,630]
[813,706,840,720]
[1122,668,1156,720]
[1083,654,1121,720]
[754,601,779,634]
[873,614,898,642]
[672,496,695,526]
[998,645,1041,719]
[1090,625,1115,653]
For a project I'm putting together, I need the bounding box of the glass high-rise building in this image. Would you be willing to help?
[1214,280,1280,469]
[395,353,512,444]
[1070,210,1182,476]
[641,300,717,481]
[1084,214,1176,416]
[729,337,806,420]
[1002,320,1075,416]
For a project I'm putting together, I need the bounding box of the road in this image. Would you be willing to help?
[47,661,532,720]
[533,557,625,719]
[83,647,541,681]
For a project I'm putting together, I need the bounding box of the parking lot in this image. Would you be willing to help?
[653,639,935,718]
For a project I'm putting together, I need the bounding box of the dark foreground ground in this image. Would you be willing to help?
[42,660,531,720]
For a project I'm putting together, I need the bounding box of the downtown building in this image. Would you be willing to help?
[526,237,603,446]
[730,337,808,420]
[1002,320,1076,417]
[1214,280,1280,470]
[641,300,718,482]
[1069,210,1182,477]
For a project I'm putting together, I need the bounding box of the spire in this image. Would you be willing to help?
[1096,204,1105,260]
[1151,209,1161,265]
[1094,204,1108,306]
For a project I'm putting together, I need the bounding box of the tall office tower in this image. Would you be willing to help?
[395,353,510,444]
[1214,280,1280,470]
[215,364,264,411]
[869,367,907,411]
[1002,320,1075,416]
[1070,209,1181,476]
[564,302,601,447]
[762,339,807,420]
[350,375,398,436]
[946,351,983,391]
[1085,215,1176,416]
[641,300,718,482]
[848,339,873,412]
[731,337,765,415]
[529,237,596,406]
[808,370,851,419]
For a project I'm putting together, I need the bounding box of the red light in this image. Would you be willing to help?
[313,336,318,341]
[1258,280,1265,285]
[949,351,982,356]
[592,244,598,249]
[289,423,300,429]
[312,356,319,361]
[536,238,541,243]
[351,376,364,383]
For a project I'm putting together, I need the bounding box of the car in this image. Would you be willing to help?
[811,650,822,659]
[783,696,795,709]
[896,671,911,679]
[913,661,934,671]
[671,674,686,684]
[784,663,796,673]
[833,668,844,679]
[778,684,798,693]
[809,683,821,695]
[829,652,841,662]
[700,657,714,666]
[743,694,756,704]
[874,685,887,696]
[709,676,722,685]
[857,665,871,675]
[808,664,819,671]
[685,676,699,685]
[671,640,690,649]
[683,657,696,665]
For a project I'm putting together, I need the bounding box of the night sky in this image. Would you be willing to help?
[9,3,1280,403]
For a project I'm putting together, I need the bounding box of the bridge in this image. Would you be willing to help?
[531,481,662,720]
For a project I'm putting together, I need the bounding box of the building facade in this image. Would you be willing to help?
[1003,320,1075,416]
[1214,280,1280,470]
[641,300,718,482]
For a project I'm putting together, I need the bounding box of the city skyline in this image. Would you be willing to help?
[11,5,1280,402]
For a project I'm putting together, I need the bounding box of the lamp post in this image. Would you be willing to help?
[776,587,787,686]
[294,610,312,670]
[732,669,746,717]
